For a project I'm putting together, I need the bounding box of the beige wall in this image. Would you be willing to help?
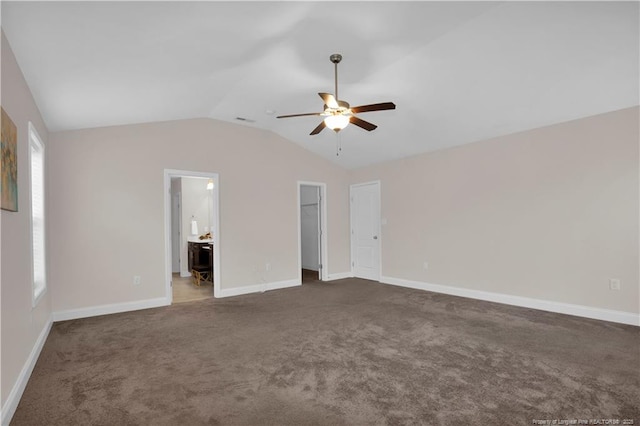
[351,107,639,314]
[1,32,52,410]
[47,119,351,312]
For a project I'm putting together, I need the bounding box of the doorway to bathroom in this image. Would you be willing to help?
[164,169,220,303]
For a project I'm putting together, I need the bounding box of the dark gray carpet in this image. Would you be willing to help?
[11,278,640,425]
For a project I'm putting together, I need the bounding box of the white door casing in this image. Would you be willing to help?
[350,181,381,281]
[297,181,328,282]
[164,169,220,301]
[171,192,181,273]
[316,187,322,275]
[300,185,320,271]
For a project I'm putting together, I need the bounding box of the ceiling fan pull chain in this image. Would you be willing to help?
[336,132,342,156]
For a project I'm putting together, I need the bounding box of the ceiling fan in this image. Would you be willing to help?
[277,54,396,135]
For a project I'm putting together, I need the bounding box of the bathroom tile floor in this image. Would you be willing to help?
[172,273,213,303]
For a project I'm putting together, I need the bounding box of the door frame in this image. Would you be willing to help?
[164,169,221,302]
[350,180,382,281]
[171,190,181,273]
[297,181,328,282]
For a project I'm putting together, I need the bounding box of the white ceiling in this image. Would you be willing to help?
[2,1,638,169]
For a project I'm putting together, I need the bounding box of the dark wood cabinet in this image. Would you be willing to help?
[188,241,213,284]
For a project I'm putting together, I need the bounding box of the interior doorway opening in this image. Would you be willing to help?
[164,169,220,304]
[298,182,328,283]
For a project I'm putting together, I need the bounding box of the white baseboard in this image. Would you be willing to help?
[217,279,300,298]
[380,276,639,326]
[325,272,353,281]
[52,297,169,322]
[1,316,53,426]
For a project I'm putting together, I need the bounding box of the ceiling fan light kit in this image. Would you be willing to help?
[324,114,350,131]
[277,53,396,137]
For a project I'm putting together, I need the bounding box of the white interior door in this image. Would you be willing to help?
[351,182,381,281]
[171,192,182,273]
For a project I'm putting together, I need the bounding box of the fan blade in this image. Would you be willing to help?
[350,102,396,114]
[350,116,377,131]
[310,121,326,135]
[277,112,323,119]
[318,93,339,109]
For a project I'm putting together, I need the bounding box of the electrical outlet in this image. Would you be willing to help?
[133,275,141,286]
[423,262,429,270]
[266,262,271,272]
[609,278,621,290]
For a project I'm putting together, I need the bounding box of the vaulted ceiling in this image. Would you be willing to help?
[2,1,638,169]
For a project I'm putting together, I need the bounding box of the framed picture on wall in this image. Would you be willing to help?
[1,107,18,212]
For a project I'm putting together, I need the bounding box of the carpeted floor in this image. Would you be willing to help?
[11,278,640,425]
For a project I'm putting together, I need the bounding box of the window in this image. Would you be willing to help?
[29,122,46,306]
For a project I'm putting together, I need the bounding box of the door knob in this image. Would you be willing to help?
[373,236,378,239]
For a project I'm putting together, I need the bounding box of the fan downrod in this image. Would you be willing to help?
[330,54,343,101]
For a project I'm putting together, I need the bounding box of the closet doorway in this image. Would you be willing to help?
[298,182,328,283]
[164,169,220,303]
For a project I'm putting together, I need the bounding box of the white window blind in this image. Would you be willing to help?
[30,123,46,305]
